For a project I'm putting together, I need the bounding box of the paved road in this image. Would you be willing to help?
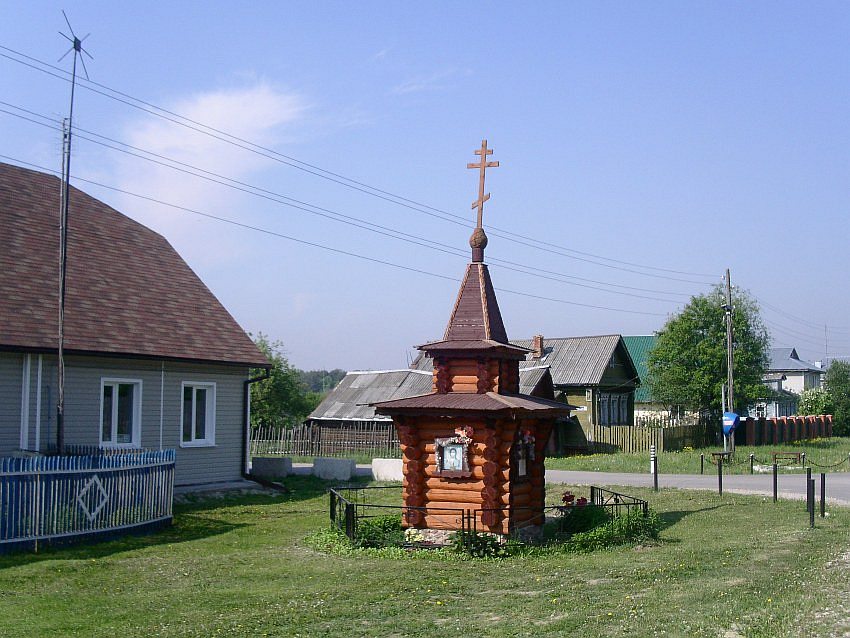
[288,460,850,505]
[545,469,850,505]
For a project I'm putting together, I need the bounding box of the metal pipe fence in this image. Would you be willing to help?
[1,449,175,553]
[327,485,649,547]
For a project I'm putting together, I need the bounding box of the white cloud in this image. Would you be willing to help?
[110,82,306,266]
[390,68,470,95]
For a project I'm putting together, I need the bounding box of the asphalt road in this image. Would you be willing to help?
[545,469,850,505]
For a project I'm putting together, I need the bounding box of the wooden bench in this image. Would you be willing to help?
[710,451,732,462]
[772,451,802,464]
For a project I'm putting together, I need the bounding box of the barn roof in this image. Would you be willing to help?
[414,334,638,388]
[0,162,268,367]
[308,366,558,421]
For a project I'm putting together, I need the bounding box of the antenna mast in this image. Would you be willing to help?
[56,12,92,455]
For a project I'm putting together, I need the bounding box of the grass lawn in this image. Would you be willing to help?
[1,477,848,637]
[546,437,850,475]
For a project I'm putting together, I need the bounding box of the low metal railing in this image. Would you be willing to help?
[328,485,649,547]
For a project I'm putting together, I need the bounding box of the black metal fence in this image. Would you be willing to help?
[328,485,648,547]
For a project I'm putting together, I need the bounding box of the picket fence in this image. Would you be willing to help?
[0,448,175,553]
[588,421,712,453]
[251,422,401,459]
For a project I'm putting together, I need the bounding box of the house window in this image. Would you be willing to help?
[181,382,216,446]
[619,394,629,425]
[100,379,142,447]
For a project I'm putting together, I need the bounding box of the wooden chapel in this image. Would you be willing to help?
[374,141,572,537]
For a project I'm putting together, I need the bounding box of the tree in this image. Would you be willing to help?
[798,388,832,416]
[299,369,347,394]
[824,360,850,436]
[250,334,320,428]
[647,285,770,414]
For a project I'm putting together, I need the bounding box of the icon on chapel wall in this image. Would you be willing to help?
[434,426,474,477]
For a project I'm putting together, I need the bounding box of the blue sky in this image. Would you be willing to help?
[2,2,849,370]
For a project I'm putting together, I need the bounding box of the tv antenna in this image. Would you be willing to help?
[56,11,93,454]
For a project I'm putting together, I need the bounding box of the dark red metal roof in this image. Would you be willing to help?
[417,339,529,357]
[443,262,509,343]
[0,162,269,367]
[374,391,574,416]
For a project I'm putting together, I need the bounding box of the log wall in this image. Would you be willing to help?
[397,416,549,535]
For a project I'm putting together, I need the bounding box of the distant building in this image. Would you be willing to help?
[747,373,798,419]
[769,348,824,394]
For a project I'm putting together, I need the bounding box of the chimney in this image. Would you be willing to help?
[532,334,544,360]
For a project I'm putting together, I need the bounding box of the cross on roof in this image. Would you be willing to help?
[467,139,499,229]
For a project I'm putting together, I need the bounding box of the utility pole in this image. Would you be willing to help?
[723,268,735,453]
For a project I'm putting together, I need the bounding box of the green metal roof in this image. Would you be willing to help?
[623,335,657,403]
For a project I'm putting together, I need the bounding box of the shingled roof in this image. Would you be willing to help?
[0,162,269,367]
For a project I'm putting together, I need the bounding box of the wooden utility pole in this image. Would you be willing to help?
[723,268,735,453]
[724,268,734,413]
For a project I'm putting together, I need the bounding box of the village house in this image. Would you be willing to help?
[768,347,824,394]
[0,162,269,487]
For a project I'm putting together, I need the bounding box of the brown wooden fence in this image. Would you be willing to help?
[589,421,712,453]
[251,421,401,459]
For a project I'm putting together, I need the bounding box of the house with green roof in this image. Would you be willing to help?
[622,335,669,416]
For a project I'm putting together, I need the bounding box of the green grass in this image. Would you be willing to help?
[546,437,850,475]
[1,476,849,637]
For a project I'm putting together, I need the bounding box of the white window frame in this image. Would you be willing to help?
[180,382,216,447]
[99,378,143,448]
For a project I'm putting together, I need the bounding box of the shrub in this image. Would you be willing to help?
[558,504,611,535]
[449,530,512,558]
[354,515,404,548]
[566,510,661,552]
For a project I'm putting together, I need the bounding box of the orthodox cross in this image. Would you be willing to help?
[467,139,499,228]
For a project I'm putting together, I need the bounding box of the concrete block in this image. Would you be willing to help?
[371,458,403,482]
[313,457,355,481]
[251,456,292,480]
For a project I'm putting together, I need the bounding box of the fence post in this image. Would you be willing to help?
[808,479,815,528]
[700,453,704,475]
[749,453,754,475]
[806,467,812,514]
[650,445,658,492]
[717,457,723,496]
[820,473,826,518]
[344,502,355,539]
[773,463,778,502]
[329,490,336,524]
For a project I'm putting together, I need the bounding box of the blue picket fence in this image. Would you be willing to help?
[0,449,175,553]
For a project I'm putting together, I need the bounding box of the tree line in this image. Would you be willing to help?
[249,334,345,429]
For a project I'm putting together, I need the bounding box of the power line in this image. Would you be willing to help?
[0,103,695,304]
[0,154,673,318]
[755,295,850,333]
[0,44,720,283]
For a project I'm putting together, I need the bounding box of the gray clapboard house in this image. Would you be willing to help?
[0,162,270,487]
